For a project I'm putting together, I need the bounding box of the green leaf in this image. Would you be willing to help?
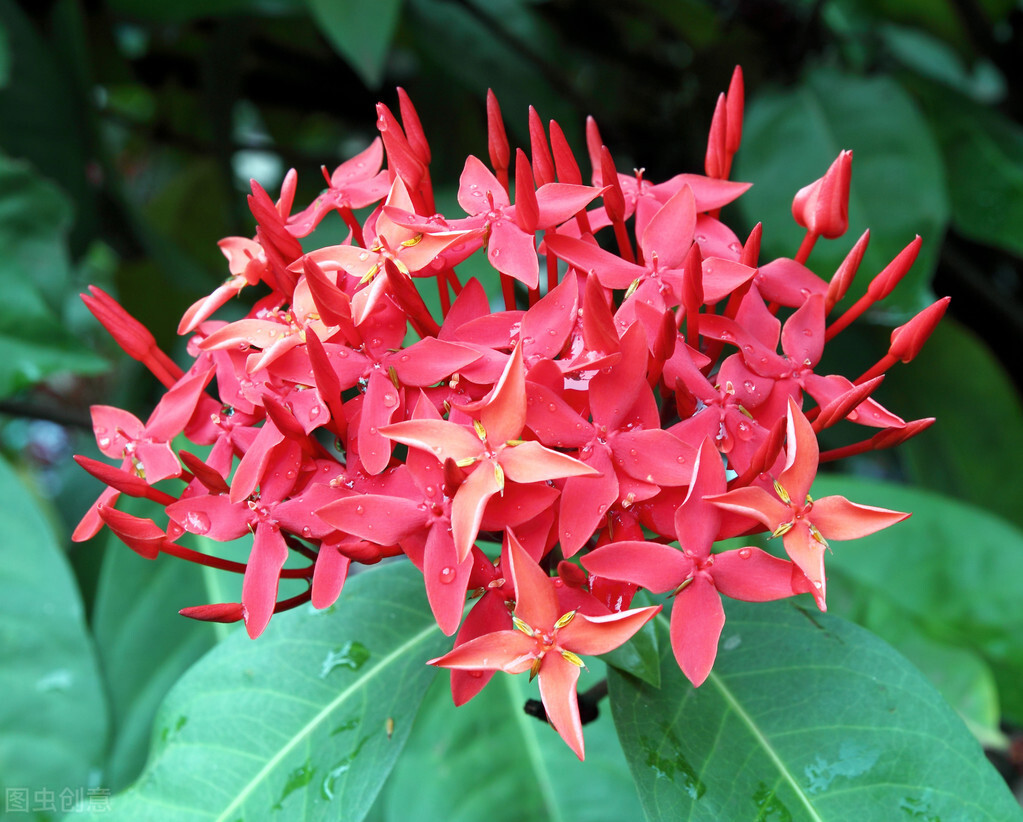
[106,0,304,21]
[0,453,109,821]
[832,318,1023,530]
[0,154,107,396]
[373,662,643,822]
[912,77,1023,257]
[735,68,948,315]
[91,529,226,792]
[813,475,1023,725]
[77,561,449,822]
[609,604,1022,821]
[306,0,404,88]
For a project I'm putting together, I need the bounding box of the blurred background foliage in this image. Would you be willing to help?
[1,0,1022,817]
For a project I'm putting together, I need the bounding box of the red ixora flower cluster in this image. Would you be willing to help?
[75,69,948,759]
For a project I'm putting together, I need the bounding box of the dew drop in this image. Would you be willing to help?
[310,406,321,418]
[738,547,752,559]
[184,511,211,535]
[98,437,111,449]
[355,504,365,515]
[301,526,313,537]
[382,393,398,408]
[439,567,456,584]
[743,380,755,392]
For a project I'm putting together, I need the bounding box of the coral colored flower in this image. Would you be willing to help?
[429,532,660,759]
[584,438,799,686]
[706,399,909,608]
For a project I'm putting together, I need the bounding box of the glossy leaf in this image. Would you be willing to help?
[814,474,1023,725]
[77,561,448,822]
[735,68,947,314]
[610,604,1021,821]
[371,662,642,822]
[0,453,109,817]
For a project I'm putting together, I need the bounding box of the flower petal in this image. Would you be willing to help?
[811,495,910,540]
[582,541,692,593]
[670,574,724,687]
[537,652,585,760]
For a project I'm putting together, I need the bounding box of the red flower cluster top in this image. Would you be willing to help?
[75,69,946,759]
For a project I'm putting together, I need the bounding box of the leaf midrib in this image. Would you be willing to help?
[213,619,441,821]
[656,614,823,822]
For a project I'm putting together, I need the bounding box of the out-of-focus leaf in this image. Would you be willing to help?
[106,0,304,21]
[0,155,107,396]
[735,68,948,315]
[610,604,1022,821]
[0,453,109,822]
[814,475,1023,725]
[76,561,448,822]
[885,319,1023,529]
[0,1,93,242]
[371,662,642,822]
[306,0,404,88]
[91,522,226,792]
[912,78,1023,257]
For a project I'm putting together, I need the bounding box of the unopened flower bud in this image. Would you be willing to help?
[792,150,853,239]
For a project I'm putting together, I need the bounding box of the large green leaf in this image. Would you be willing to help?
[371,662,642,822]
[813,475,1023,725]
[306,0,404,88]
[735,68,948,316]
[0,453,108,822]
[912,77,1023,258]
[78,561,448,821]
[609,604,1022,821]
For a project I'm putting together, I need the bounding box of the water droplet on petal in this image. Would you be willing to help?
[738,547,752,559]
[355,505,365,515]
[382,393,398,408]
[439,567,456,584]
[184,511,211,535]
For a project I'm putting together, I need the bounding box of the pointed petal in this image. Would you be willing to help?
[506,529,560,630]
[500,440,599,484]
[582,541,692,593]
[544,233,641,289]
[712,547,798,602]
[781,293,825,366]
[706,485,789,532]
[641,185,695,270]
[490,220,538,289]
[316,494,429,544]
[311,542,351,609]
[535,182,603,228]
[614,428,696,486]
[811,495,910,540]
[451,461,502,561]
[670,575,724,687]
[391,337,481,386]
[673,438,726,557]
[359,370,400,475]
[780,522,827,608]
[538,652,585,759]
[481,343,527,444]
[379,419,483,464]
[428,630,534,672]
[242,522,289,638]
[779,399,819,502]
[558,447,620,557]
[424,525,473,636]
[559,605,662,657]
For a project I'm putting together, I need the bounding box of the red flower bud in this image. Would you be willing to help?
[792,150,853,239]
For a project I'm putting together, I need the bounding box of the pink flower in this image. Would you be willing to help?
[428,532,660,759]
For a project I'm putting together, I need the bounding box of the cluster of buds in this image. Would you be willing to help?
[75,68,947,759]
